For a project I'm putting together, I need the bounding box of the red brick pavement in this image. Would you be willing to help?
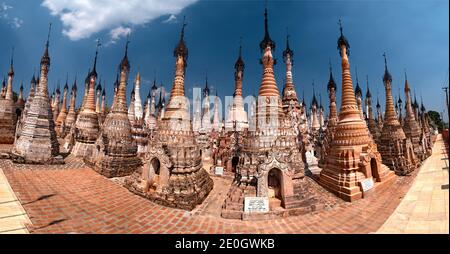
[0,157,420,234]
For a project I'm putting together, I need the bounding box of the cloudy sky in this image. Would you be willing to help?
[0,0,448,121]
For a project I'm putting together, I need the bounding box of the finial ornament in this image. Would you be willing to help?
[120,34,131,71]
[10,46,14,67]
[181,15,187,40]
[8,46,14,76]
[125,33,130,56]
[239,36,243,57]
[260,1,275,52]
[382,52,392,82]
[41,22,52,66]
[366,75,372,98]
[327,58,337,92]
[337,18,350,56]
[46,23,52,48]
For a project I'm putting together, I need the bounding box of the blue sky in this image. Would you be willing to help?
[0,0,448,121]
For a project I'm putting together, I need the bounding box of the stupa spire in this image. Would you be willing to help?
[169,18,188,101]
[259,3,275,52]
[234,37,245,97]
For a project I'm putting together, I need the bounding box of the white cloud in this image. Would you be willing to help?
[108,26,132,45]
[11,17,23,28]
[162,14,177,24]
[1,2,23,29]
[1,2,12,11]
[41,0,198,41]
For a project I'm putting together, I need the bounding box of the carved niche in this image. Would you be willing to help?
[142,145,172,192]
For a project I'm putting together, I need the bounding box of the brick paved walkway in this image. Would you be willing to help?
[0,168,30,234]
[0,140,440,234]
[377,134,449,233]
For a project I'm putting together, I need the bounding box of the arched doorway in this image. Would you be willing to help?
[149,158,161,190]
[268,168,283,210]
[231,157,239,173]
[370,158,380,181]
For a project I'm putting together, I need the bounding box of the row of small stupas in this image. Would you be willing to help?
[0,7,434,216]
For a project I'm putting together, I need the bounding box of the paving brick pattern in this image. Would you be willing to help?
[0,151,424,234]
[378,135,449,233]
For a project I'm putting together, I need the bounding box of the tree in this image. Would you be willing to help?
[428,110,444,130]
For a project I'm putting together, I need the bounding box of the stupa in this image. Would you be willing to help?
[15,82,26,118]
[402,72,424,162]
[125,19,213,210]
[131,73,148,156]
[63,78,77,138]
[88,39,142,177]
[55,77,69,136]
[11,24,62,164]
[318,62,339,169]
[318,21,395,202]
[0,49,17,144]
[52,82,60,122]
[225,41,249,132]
[71,41,101,157]
[365,76,381,142]
[377,53,416,175]
[222,7,319,220]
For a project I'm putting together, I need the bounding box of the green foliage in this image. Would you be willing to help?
[428,110,445,130]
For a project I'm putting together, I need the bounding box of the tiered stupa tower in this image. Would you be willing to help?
[318,21,395,201]
[125,20,213,210]
[16,82,26,117]
[402,72,424,162]
[71,41,101,157]
[225,41,249,132]
[310,85,320,131]
[354,70,364,120]
[145,80,158,131]
[419,99,432,155]
[281,34,301,113]
[52,82,60,122]
[100,89,106,121]
[134,72,143,120]
[365,76,381,142]
[377,53,416,175]
[131,73,147,156]
[212,92,221,131]
[0,49,16,144]
[55,77,69,136]
[16,74,37,141]
[63,78,77,138]
[376,96,383,130]
[89,39,142,177]
[201,75,212,133]
[222,7,308,218]
[318,95,325,128]
[318,62,339,169]
[11,24,62,164]
[95,81,102,114]
[397,94,403,125]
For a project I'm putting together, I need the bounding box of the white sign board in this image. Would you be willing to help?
[244,197,269,213]
[215,166,224,176]
[360,177,374,192]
